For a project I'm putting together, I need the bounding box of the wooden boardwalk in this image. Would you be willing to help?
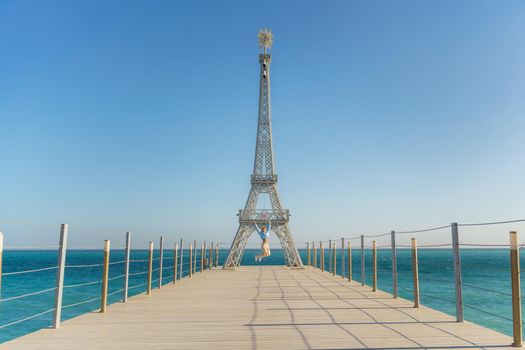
[2,266,514,349]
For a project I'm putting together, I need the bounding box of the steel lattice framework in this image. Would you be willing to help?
[224,31,303,269]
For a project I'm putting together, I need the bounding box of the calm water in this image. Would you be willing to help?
[0,248,519,343]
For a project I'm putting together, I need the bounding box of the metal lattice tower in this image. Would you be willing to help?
[224,30,303,269]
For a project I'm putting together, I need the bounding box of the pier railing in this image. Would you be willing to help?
[304,218,525,347]
[0,224,225,339]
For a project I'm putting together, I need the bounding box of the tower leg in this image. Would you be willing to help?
[224,224,253,268]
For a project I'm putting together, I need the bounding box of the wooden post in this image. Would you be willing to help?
[307,243,311,267]
[193,240,197,273]
[174,243,178,284]
[329,239,332,274]
[372,240,377,292]
[123,232,131,302]
[53,224,68,328]
[200,242,204,273]
[208,242,213,270]
[0,232,3,299]
[341,238,345,278]
[360,235,365,286]
[391,230,398,299]
[347,242,352,282]
[215,243,219,267]
[320,242,324,272]
[411,238,420,308]
[189,243,193,278]
[332,243,336,276]
[510,231,522,347]
[147,242,153,294]
[451,222,464,322]
[100,240,110,312]
[179,239,183,280]
[158,236,164,289]
[313,242,317,268]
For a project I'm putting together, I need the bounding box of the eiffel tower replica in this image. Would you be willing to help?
[224,30,303,268]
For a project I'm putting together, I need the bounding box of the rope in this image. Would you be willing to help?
[0,308,55,329]
[0,287,56,303]
[62,297,100,309]
[459,219,525,227]
[64,280,101,289]
[2,265,58,276]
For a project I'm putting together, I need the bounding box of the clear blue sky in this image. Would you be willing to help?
[1,0,524,248]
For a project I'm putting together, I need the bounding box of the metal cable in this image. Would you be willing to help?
[460,243,509,247]
[162,265,174,270]
[0,308,55,329]
[364,232,391,238]
[0,287,56,303]
[396,225,450,234]
[128,283,146,290]
[2,265,58,276]
[109,260,126,265]
[459,219,525,227]
[108,274,125,281]
[64,280,101,289]
[108,288,125,297]
[128,270,148,277]
[417,243,452,248]
[462,283,512,297]
[62,297,100,309]
[0,220,59,228]
[65,263,102,268]
[4,245,58,249]
[422,294,456,304]
[130,259,148,263]
[462,303,513,322]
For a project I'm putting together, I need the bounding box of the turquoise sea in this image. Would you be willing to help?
[0,248,519,343]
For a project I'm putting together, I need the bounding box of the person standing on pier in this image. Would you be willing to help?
[255,222,271,262]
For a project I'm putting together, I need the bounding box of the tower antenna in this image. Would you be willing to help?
[258,29,273,54]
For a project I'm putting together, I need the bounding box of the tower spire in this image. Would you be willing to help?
[224,31,303,269]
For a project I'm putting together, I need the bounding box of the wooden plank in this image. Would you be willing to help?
[1,266,514,349]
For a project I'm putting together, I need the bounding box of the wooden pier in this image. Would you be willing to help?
[1,266,514,349]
